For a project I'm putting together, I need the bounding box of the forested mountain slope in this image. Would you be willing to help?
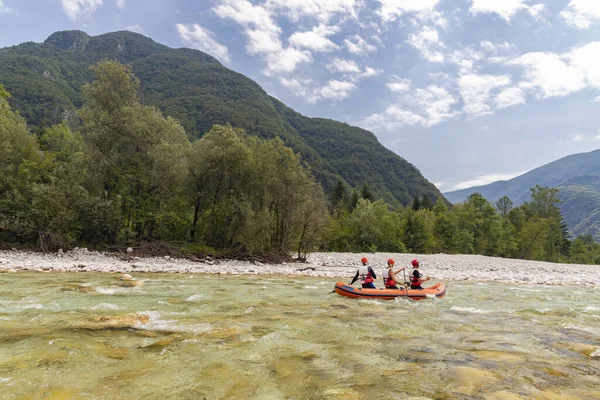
[0,30,442,206]
[444,149,600,240]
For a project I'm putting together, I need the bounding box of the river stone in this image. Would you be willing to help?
[472,349,526,363]
[120,273,133,281]
[452,366,500,396]
[61,284,97,293]
[74,313,150,330]
[484,391,525,400]
[531,391,580,400]
[102,347,129,360]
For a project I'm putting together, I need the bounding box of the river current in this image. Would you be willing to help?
[0,272,599,399]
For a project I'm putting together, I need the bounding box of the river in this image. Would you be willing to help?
[0,272,599,399]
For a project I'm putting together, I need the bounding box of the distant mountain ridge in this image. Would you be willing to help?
[444,149,600,240]
[0,30,444,206]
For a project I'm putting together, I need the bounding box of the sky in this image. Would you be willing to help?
[1,0,600,192]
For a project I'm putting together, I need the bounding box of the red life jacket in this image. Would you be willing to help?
[383,268,395,287]
[411,271,421,287]
[358,266,374,284]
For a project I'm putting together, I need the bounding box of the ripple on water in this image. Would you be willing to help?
[450,306,494,314]
[139,310,213,334]
[90,303,120,310]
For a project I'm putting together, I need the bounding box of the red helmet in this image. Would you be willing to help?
[387,259,395,265]
[361,257,368,264]
[411,259,419,267]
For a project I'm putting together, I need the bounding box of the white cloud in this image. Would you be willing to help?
[377,0,440,23]
[289,24,339,52]
[593,95,600,102]
[176,23,230,63]
[115,0,125,9]
[361,84,458,130]
[453,171,526,190]
[280,78,357,103]
[61,0,103,21]
[358,67,383,79]
[0,0,15,13]
[415,85,459,126]
[458,74,511,116]
[325,59,382,82]
[344,35,377,55]
[469,0,529,21]
[214,0,279,33]
[407,26,444,63]
[480,41,513,53]
[566,41,600,88]
[327,58,361,73]
[245,29,281,55]
[360,106,425,131]
[560,0,600,29]
[214,0,314,74]
[505,42,600,98]
[528,4,545,20]
[264,47,312,74]
[572,132,600,141]
[125,24,143,33]
[318,80,357,100]
[386,79,412,92]
[449,47,484,73]
[433,182,447,189]
[265,0,360,22]
[496,87,526,109]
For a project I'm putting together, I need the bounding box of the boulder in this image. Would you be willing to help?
[120,273,133,281]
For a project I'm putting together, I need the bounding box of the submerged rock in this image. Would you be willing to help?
[61,284,97,293]
[72,313,150,330]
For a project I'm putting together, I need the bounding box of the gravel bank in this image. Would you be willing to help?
[0,249,598,286]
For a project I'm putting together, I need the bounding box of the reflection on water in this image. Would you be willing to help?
[0,273,599,399]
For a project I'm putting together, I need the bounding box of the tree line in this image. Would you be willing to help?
[0,60,598,264]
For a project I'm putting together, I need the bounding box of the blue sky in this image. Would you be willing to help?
[1,0,600,191]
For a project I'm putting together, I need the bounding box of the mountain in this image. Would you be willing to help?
[444,149,600,240]
[0,30,443,206]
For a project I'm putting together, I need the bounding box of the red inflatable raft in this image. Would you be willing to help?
[333,281,446,300]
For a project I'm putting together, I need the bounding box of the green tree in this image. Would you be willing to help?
[79,61,189,242]
[496,196,513,218]
[421,194,433,210]
[412,195,421,211]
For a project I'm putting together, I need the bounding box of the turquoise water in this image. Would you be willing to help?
[0,272,599,399]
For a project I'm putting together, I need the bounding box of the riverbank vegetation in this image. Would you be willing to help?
[1,61,598,264]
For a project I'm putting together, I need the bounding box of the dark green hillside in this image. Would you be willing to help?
[0,30,442,205]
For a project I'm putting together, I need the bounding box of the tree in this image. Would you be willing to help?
[496,196,513,218]
[421,194,433,210]
[329,179,348,216]
[79,61,190,242]
[412,196,421,211]
[361,184,375,202]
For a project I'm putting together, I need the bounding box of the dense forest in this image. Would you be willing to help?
[0,30,443,206]
[1,61,599,264]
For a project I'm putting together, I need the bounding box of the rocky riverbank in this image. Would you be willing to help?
[0,248,598,286]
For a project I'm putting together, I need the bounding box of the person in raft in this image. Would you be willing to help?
[382,259,406,289]
[349,257,377,288]
[410,259,431,290]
